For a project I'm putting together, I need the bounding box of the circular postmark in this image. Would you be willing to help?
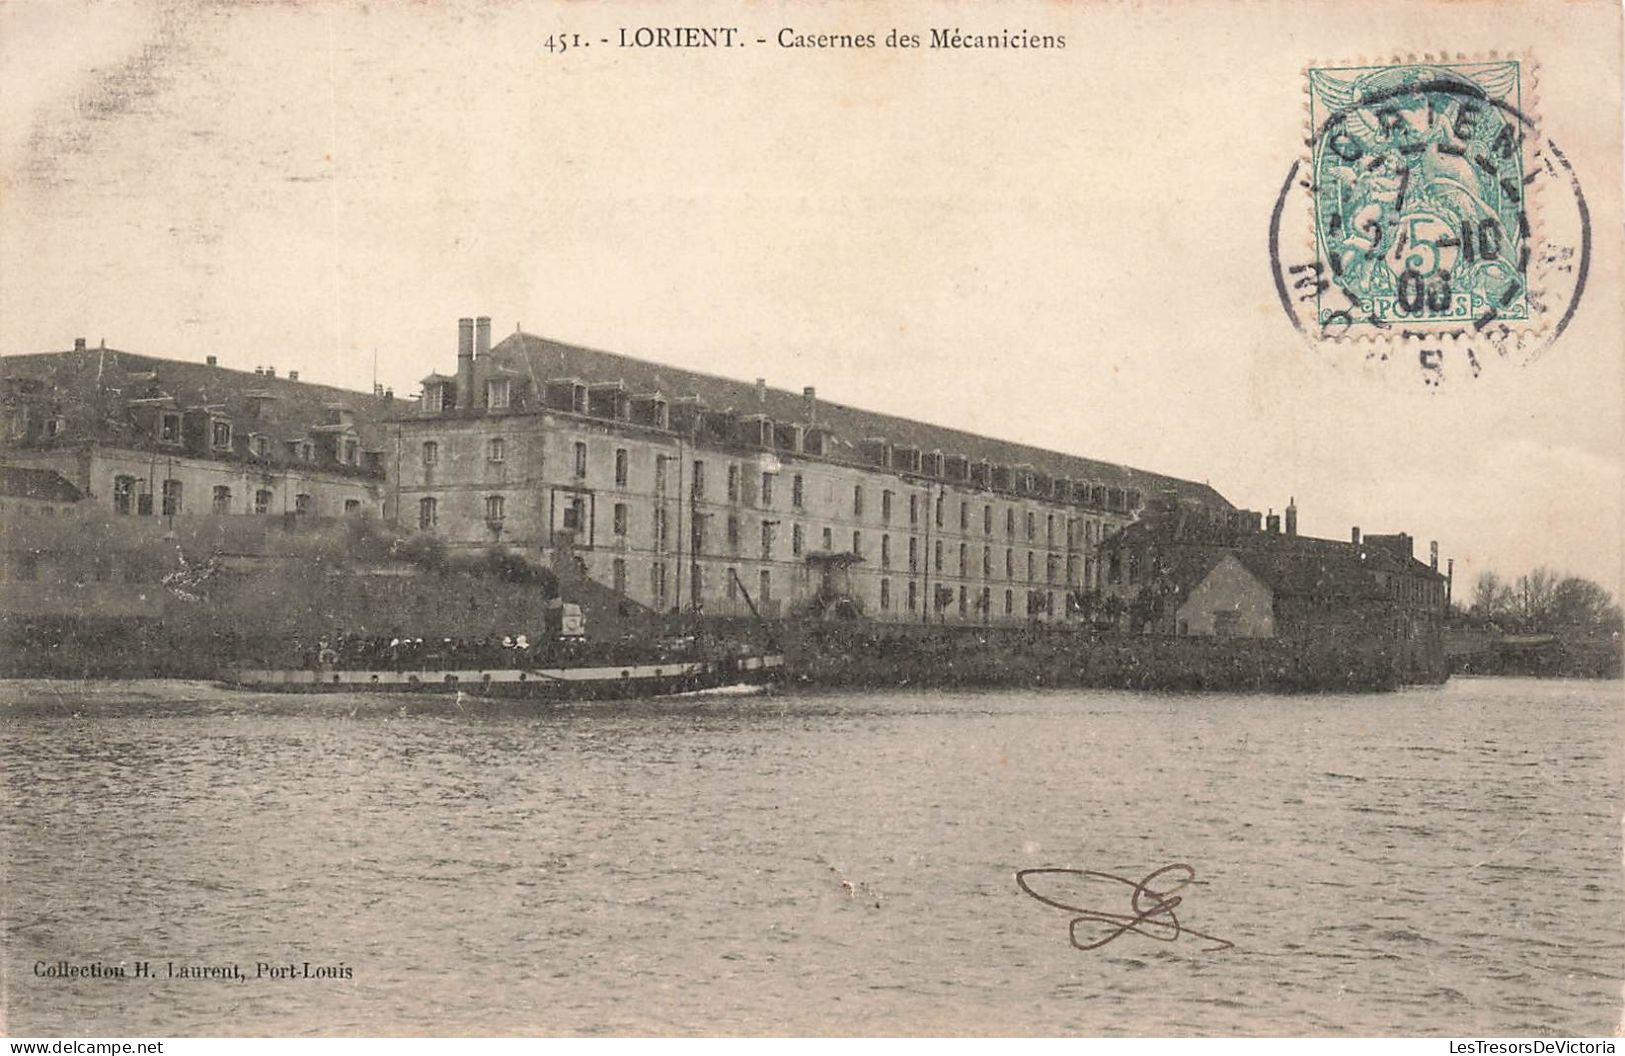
[1269,59,1591,387]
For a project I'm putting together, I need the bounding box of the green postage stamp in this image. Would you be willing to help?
[1306,61,1529,332]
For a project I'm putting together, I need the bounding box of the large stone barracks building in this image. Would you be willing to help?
[1,340,394,522]
[392,316,1235,625]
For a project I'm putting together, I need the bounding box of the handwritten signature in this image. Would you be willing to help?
[1015,864,1233,953]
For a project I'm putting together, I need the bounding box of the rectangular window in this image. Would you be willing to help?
[909,537,918,572]
[654,456,667,490]
[615,448,628,486]
[935,493,944,528]
[614,502,628,536]
[909,493,919,525]
[959,543,967,576]
[727,514,740,548]
[1026,511,1036,540]
[852,530,862,555]
[691,460,705,499]
[759,570,771,604]
[113,475,135,515]
[488,437,505,463]
[761,521,774,559]
[822,527,833,550]
[792,523,804,555]
[1006,548,1014,579]
[880,579,891,611]
[853,485,864,517]
[1027,551,1036,580]
[1047,514,1055,545]
[295,493,313,516]
[160,413,181,443]
[761,473,774,506]
[984,505,993,534]
[161,479,182,516]
[983,545,992,577]
[908,580,917,611]
[792,473,804,508]
[728,464,740,502]
[419,497,436,529]
[1006,508,1015,536]
[422,441,438,466]
[881,534,891,568]
[344,499,362,516]
[958,586,968,616]
[934,539,943,572]
[653,506,668,551]
[255,489,272,515]
[212,485,231,514]
[959,501,968,530]
[882,490,893,523]
[573,441,588,479]
[652,562,667,608]
[487,380,510,409]
[612,558,627,595]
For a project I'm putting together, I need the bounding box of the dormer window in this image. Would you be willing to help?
[487,380,511,410]
[251,434,271,458]
[211,420,233,450]
[344,439,359,465]
[160,413,182,443]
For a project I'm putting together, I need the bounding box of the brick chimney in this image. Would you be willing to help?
[1285,497,1298,536]
[1430,540,1439,571]
[803,386,817,423]
[456,317,475,409]
[205,355,218,367]
[288,370,299,381]
[475,316,491,359]
[1266,509,1280,534]
[1351,526,1361,545]
[73,338,86,352]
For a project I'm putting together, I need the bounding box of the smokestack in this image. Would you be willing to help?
[1430,540,1439,571]
[457,317,475,410]
[206,355,218,367]
[756,378,767,404]
[1351,526,1361,545]
[1285,497,1298,537]
[1447,558,1454,607]
[803,386,817,423]
[474,316,491,358]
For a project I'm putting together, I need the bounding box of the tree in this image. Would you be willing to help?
[1471,571,1511,619]
[1510,567,1560,630]
[1549,576,1624,631]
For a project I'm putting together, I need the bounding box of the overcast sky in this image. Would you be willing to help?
[2,0,1620,595]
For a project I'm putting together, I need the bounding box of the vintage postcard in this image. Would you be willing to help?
[1,0,1620,1040]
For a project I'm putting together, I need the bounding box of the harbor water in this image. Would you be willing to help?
[2,677,1621,1036]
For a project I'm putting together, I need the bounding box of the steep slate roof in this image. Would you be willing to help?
[489,332,1231,508]
[0,464,83,502]
[1,347,394,470]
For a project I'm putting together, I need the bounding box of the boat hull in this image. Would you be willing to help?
[219,654,785,699]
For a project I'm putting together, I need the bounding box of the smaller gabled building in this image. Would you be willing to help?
[1098,493,1449,678]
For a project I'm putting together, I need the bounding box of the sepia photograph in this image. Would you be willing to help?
[1,0,1621,1041]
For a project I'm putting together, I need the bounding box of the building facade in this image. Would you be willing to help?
[391,317,1234,625]
[1,340,395,523]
